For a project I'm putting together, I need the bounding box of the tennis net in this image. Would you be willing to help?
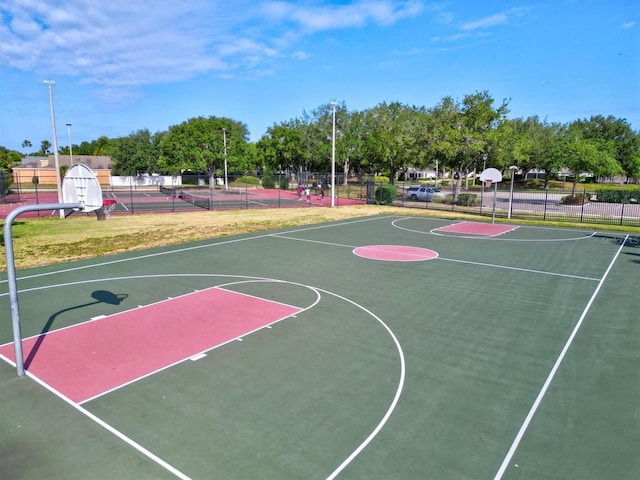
[179,190,211,210]
[159,185,176,197]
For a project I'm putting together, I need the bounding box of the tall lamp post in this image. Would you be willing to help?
[222,128,228,191]
[330,101,336,208]
[66,123,73,164]
[44,80,64,218]
[508,165,517,219]
[480,153,488,213]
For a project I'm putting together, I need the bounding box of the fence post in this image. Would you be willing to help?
[580,188,586,223]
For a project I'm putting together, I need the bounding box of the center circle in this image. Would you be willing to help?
[353,245,439,262]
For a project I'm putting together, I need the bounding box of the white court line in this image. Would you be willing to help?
[391,217,599,242]
[0,354,192,480]
[437,257,600,282]
[1,273,405,480]
[493,234,629,479]
[0,215,390,288]
[271,234,600,281]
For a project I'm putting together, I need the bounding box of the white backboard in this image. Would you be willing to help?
[62,163,103,212]
[479,168,503,183]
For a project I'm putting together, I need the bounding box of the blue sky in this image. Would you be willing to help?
[1,0,638,153]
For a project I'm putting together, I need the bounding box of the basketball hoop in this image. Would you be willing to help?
[485,179,493,188]
[95,199,116,221]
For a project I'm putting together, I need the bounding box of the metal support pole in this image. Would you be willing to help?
[491,181,497,224]
[330,101,336,208]
[4,202,81,376]
[44,81,64,218]
[222,128,228,191]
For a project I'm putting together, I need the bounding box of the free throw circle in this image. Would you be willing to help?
[353,245,438,262]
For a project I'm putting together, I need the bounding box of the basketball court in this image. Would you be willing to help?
[1,213,638,479]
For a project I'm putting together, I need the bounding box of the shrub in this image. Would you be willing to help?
[595,188,640,204]
[443,193,478,206]
[236,175,261,186]
[375,184,397,205]
[261,175,275,189]
[374,175,390,184]
[560,194,587,205]
[456,193,479,206]
[279,176,289,190]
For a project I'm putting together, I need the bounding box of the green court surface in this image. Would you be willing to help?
[1,216,638,479]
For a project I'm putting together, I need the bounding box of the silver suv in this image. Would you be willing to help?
[406,186,443,201]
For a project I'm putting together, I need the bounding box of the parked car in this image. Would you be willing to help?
[406,186,444,201]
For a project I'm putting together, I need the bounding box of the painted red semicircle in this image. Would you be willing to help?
[353,245,439,262]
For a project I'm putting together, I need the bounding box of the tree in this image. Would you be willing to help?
[429,92,509,200]
[111,129,161,175]
[40,140,51,154]
[571,115,640,181]
[256,120,309,178]
[551,124,621,194]
[362,102,427,184]
[159,116,250,184]
[21,140,32,155]
[499,117,559,188]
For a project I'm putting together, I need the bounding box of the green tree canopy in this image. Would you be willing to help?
[111,129,161,175]
[159,116,250,181]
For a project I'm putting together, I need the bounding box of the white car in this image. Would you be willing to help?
[406,186,444,201]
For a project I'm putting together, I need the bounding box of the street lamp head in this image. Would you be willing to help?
[509,165,518,170]
[66,123,72,127]
[43,80,56,86]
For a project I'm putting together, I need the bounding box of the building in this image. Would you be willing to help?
[13,155,113,186]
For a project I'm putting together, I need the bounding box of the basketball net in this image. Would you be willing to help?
[95,200,116,221]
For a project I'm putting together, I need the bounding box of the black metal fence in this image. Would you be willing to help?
[3,173,639,227]
[383,180,640,227]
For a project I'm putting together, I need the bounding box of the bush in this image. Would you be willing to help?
[374,175,390,184]
[444,193,479,206]
[236,175,260,186]
[375,184,397,205]
[279,176,289,190]
[456,193,479,206]
[560,194,587,205]
[262,175,275,189]
[595,188,640,204]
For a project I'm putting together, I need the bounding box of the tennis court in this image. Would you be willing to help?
[1,215,638,479]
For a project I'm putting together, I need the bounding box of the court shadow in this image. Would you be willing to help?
[24,290,128,369]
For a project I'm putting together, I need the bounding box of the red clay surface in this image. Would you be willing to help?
[436,221,518,236]
[0,287,301,403]
[353,245,439,261]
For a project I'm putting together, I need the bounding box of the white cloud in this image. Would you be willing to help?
[260,0,424,31]
[460,13,509,31]
[620,21,636,29]
[0,0,423,97]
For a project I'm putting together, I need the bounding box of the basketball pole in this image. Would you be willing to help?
[4,203,80,376]
[330,101,336,208]
[491,181,497,224]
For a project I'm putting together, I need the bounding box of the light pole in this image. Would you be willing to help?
[508,165,517,219]
[330,101,336,208]
[44,80,64,217]
[222,128,228,191]
[480,153,488,213]
[66,123,73,164]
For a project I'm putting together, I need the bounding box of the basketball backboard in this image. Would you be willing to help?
[479,168,503,183]
[62,163,103,212]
